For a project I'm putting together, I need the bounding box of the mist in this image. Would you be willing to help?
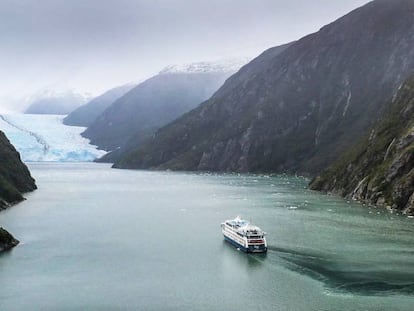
[0,0,369,111]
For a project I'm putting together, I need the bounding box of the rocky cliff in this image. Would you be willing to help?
[113,0,414,174]
[0,130,36,250]
[310,76,414,215]
[0,131,36,209]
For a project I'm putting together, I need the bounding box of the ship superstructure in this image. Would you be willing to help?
[221,216,267,253]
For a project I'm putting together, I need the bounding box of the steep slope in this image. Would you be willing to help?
[310,76,414,215]
[0,131,37,251]
[83,64,243,152]
[63,84,135,127]
[114,0,414,174]
[0,131,36,209]
[25,90,89,115]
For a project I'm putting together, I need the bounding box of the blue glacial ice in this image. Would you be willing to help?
[0,114,107,162]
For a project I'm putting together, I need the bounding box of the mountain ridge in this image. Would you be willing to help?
[63,84,135,127]
[83,64,244,154]
[113,0,414,174]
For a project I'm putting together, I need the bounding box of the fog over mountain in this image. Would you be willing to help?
[25,90,90,115]
[0,0,369,112]
[83,60,243,154]
[63,84,136,127]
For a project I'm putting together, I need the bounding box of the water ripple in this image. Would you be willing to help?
[268,246,414,296]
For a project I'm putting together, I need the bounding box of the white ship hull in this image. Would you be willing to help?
[221,217,267,253]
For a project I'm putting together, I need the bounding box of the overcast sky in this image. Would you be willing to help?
[0,0,370,111]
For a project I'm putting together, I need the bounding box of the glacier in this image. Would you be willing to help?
[0,114,107,162]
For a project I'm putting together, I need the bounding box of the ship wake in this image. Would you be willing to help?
[268,246,414,296]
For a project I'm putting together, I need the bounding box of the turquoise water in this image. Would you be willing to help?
[1,163,414,310]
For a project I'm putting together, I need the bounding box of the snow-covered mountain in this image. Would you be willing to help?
[0,114,106,162]
[159,58,250,75]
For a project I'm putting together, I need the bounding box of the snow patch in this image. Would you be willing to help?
[159,58,250,75]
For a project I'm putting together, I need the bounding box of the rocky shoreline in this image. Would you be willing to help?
[0,227,19,252]
[310,76,414,216]
[0,130,37,252]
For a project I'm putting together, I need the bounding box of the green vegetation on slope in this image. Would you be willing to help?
[310,76,414,214]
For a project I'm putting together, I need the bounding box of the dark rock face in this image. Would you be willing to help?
[0,131,37,210]
[310,76,414,215]
[114,0,414,174]
[0,227,19,252]
[63,84,135,127]
[0,131,36,251]
[83,71,235,153]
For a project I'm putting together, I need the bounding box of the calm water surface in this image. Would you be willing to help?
[1,163,414,310]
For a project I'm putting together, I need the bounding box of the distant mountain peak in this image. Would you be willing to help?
[159,58,251,75]
[24,89,92,115]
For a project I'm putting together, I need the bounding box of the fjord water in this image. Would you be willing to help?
[1,163,414,310]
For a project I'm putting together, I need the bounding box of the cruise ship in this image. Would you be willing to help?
[221,216,267,253]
